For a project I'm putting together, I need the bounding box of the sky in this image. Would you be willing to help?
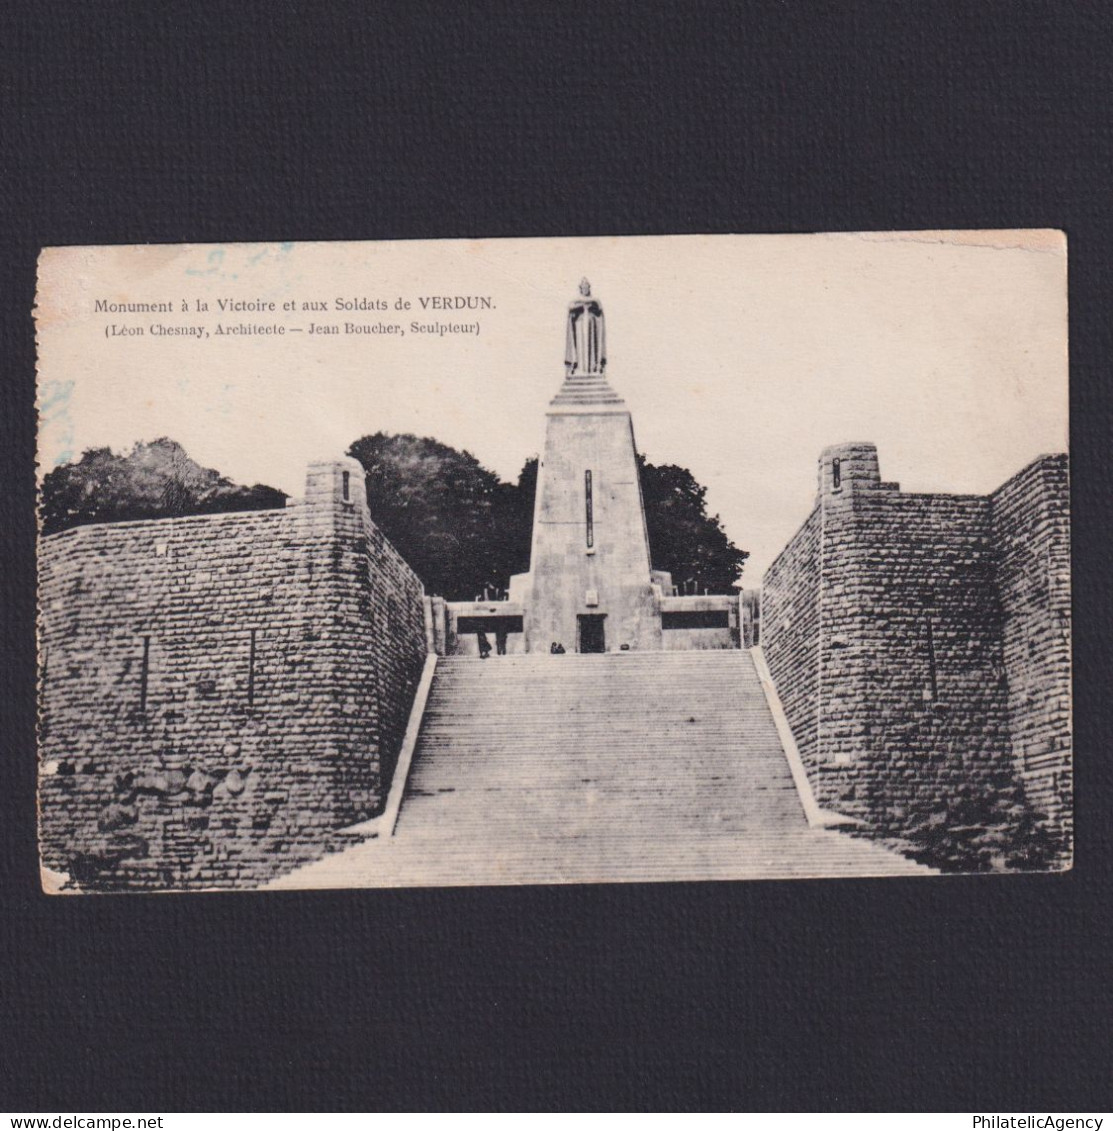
[36,232,1068,581]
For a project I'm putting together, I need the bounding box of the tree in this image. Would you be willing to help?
[348,432,515,601]
[40,439,286,536]
[638,455,749,593]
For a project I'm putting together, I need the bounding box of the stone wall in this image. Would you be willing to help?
[814,484,1008,819]
[991,454,1072,834]
[38,458,427,891]
[442,600,527,656]
[761,444,1071,852]
[659,594,739,651]
[762,508,822,769]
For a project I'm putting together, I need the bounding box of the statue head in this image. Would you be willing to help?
[579,277,591,297]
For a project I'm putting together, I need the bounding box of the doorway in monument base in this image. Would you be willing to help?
[577,614,607,654]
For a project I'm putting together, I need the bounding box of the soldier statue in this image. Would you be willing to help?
[565,278,606,376]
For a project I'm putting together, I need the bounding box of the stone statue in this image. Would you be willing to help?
[565,278,606,376]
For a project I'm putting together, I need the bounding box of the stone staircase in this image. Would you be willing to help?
[269,651,933,888]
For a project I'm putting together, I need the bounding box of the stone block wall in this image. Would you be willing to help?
[762,508,822,768]
[761,444,1071,846]
[38,458,427,891]
[991,455,1072,834]
[814,486,1008,818]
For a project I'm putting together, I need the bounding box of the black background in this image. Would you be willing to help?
[2,0,1110,1112]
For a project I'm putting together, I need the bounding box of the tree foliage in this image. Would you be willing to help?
[40,439,287,536]
[638,455,749,594]
[348,432,525,601]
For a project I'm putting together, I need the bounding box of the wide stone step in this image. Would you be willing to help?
[436,662,746,667]
[423,719,764,729]
[269,827,934,888]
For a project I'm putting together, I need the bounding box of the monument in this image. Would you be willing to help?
[437,280,745,656]
[508,280,669,653]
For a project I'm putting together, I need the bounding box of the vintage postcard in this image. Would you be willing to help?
[35,232,1070,892]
